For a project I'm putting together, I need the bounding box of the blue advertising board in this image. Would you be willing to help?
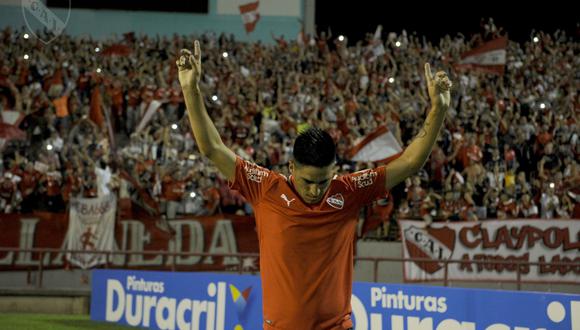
[350,282,579,330]
[92,269,579,329]
[91,270,263,329]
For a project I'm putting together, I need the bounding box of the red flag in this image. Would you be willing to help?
[454,36,508,75]
[102,44,132,57]
[89,86,104,127]
[348,126,403,163]
[119,170,160,215]
[239,1,260,33]
[0,123,26,141]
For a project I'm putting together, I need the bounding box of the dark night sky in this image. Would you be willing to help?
[315,1,579,43]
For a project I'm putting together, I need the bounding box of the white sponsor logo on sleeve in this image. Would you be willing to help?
[351,169,378,189]
[243,162,269,183]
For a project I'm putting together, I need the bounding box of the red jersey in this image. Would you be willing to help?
[230,157,387,329]
[161,175,186,201]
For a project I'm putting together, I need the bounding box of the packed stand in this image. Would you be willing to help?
[0,21,578,233]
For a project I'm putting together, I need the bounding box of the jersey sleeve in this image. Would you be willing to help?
[229,156,276,204]
[342,166,388,206]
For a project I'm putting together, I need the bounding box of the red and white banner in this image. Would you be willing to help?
[365,25,385,62]
[239,1,260,33]
[1,110,25,126]
[0,110,26,145]
[66,194,117,269]
[0,212,259,271]
[400,219,580,283]
[348,125,402,163]
[454,36,508,75]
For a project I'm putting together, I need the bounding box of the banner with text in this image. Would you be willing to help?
[0,212,259,271]
[91,269,580,330]
[66,194,117,269]
[399,219,580,283]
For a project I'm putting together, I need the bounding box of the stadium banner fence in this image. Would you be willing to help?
[91,269,580,330]
[0,212,259,271]
[399,219,580,283]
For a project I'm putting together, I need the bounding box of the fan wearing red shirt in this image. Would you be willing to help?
[177,41,452,330]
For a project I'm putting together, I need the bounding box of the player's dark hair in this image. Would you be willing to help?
[293,127,336,167]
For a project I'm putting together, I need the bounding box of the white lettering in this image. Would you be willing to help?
[171,220,204,265]
[104,279,228,329]
[205,220,239,266]
[369,288,448,314]
[16,218,39,265]
[408,316,433,330]
[126,294,143,326]
[191,300,207,328]
[370,313,382,330]
[424,297,437,312]
[143,296,157,326]
[572,301,580,330]
[437,298,447,313]
[391,315,404,330]
[106,279,124,322]
[176,299,191,330]
[436,319,465,330]
[352,170,378,189]
[243,162,269,183]
[126,276,165,293]
[216,282,226,330]
[0,250,14,265]
[127,221,162,266]
[371,287,382,307]
[486,325,510,330]
[156,297,176,330]
[351,294,368,330]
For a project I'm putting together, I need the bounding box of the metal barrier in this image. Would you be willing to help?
[0,247,578,289]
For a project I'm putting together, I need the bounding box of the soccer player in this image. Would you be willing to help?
[177,40,451,330]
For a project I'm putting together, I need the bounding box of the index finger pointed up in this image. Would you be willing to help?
[194,40,201,60]
[424,63,433,84]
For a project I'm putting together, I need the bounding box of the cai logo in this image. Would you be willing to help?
[22,0,71,44]
[403,226,455,273]
[229,284,254,330]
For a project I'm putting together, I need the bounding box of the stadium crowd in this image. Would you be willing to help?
[0,20,578,236]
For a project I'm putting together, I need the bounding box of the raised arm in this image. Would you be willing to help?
[177,41,236,181]
[384,63,452,190]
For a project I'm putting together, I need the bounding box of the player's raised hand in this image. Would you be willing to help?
[424,63,452,110]
[176,40,202,89]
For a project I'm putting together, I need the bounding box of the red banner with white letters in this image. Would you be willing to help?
[0,211,259,272]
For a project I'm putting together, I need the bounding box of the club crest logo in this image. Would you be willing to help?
[326,193,344,209]
[403,225,455,273]
[22,0,71,44]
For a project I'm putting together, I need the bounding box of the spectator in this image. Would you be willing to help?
[540,184,560,219]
